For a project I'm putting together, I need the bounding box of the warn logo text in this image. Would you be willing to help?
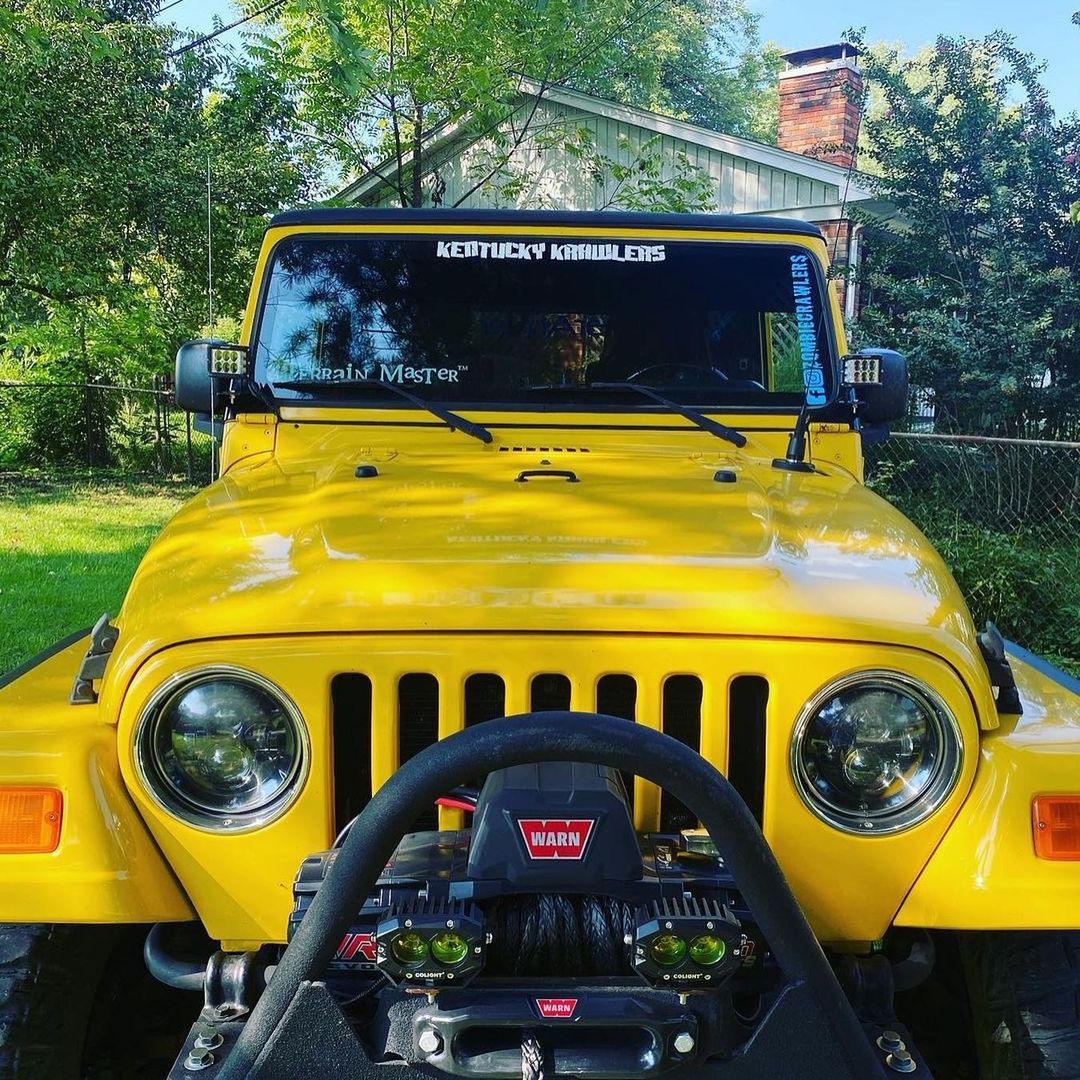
[536,998,578,1019]
[517,818,596,860]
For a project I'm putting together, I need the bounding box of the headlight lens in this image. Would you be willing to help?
[137,669,307,829]
[792,673,961,835]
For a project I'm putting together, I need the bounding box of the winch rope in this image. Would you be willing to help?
[485,895,635,977]
[521,1030,546,1080]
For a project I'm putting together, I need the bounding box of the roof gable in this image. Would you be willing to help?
[339,77,873,210]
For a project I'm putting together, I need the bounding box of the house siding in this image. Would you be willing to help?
[364,97,840,213]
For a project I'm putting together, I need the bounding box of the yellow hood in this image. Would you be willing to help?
[115,432,978,672]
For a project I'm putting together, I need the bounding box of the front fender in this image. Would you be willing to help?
[895,646,1080,930]
[0,634,194,923]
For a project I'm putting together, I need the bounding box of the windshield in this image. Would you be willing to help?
[254,233,835,408]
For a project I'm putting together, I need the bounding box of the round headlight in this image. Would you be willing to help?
[791,672,962,835]
[136,668,307,829]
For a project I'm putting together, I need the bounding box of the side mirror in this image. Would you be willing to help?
[174,339,250,413]
[842,348,908,425]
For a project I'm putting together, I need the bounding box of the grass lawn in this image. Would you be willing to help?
[0,475,195,674]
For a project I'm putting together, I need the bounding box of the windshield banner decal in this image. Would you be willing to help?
[436,240,665,263]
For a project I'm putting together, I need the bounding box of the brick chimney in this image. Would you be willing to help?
[777,43,863,169]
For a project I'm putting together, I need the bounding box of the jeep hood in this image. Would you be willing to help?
[116,444,978,668]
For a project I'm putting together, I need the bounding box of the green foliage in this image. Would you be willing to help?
[594,134,717,213]
[867,442,1080,675]
[849,29,1080,439]
[569,0,782,141]
[0,0,315,389]
[258,0,776,208]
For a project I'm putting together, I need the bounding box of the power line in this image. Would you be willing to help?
[167,0,284,57]
[156,0,189,15]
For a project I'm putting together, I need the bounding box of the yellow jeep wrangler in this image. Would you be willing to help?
[2,209,1078,1080]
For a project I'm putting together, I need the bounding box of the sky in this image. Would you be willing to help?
[162,0,1080,116]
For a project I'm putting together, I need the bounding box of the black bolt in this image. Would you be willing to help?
[355,465,379,478]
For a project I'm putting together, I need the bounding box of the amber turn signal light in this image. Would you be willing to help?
[1032,796,1080,860]
[0,787,63,853]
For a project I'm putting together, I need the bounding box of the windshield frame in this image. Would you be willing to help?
[248,227,842,417]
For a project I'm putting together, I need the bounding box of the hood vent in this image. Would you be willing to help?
[498,446,590,453]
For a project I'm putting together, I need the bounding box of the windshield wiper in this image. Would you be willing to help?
[274,378,493,444]
[588,382,747,448]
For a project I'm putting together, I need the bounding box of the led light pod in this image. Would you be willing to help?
[688,934,726,966]
[632,899,743,987]
[430,931,470,965]
[376,902,486,987]
[650,934,688,966]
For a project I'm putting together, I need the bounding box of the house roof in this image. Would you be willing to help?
[268,206,825,237]
[337,77,874,206]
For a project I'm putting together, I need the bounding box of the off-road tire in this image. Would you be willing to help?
[962,931,1080,1080]
[0,923,119,1080]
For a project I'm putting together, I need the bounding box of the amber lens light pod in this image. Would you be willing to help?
[430,931,469,965]
[375,906,487,987]
[0,787,63,853]
[391,931,429,965]
[649,934,688,966]
[688,934,726,966]
[1033,796,1080,860]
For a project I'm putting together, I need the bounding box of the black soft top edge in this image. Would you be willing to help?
[266,207,824,239]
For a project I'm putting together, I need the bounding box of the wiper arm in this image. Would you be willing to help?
[590,382,747,448]
[274,378,493,444]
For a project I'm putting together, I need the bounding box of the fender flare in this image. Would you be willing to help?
[0,632,194,924]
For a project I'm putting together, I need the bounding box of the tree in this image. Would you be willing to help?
[254,0,777,208]
[0,0,315,387]
[850,30,1080,438]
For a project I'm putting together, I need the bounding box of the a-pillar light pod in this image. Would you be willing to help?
[375,904,486,987]
[632,900,744,987]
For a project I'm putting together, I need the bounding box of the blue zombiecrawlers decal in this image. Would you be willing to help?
[790,254,827,406]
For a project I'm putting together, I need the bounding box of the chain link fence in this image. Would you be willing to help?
[0,380,215,482]
[866,432,1080,675]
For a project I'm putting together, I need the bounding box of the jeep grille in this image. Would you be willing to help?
[330,670,768,836]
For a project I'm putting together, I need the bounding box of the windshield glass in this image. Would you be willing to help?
[254,233,835,408]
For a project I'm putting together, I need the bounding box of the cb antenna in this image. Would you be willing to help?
[207,153,216,484]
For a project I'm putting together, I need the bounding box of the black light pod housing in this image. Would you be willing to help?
[376,902,487,987]
[632,898,744,987]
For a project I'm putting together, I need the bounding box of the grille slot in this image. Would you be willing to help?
[465,674,506,726]
[597,674,637,809]
[596,674,636,721]
[531,673,572,712]
[660,675,703,832]
[728,676,768,826]
[330,674,372,836]
[398,674,439,831]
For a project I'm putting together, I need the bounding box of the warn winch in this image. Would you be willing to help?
[291,761,760,1001]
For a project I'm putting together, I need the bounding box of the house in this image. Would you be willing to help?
[339,43,895,319]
